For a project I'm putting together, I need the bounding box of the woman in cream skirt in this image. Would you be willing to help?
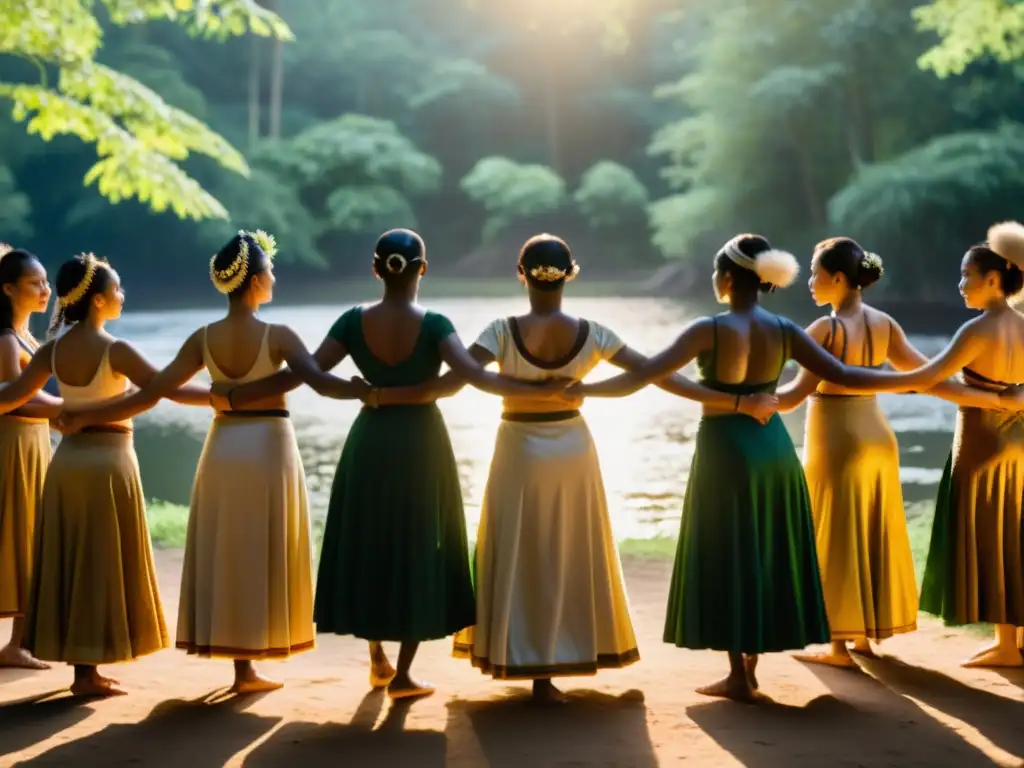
[0,245,61,670]
[70,231,366,693]
[0,253,208,695]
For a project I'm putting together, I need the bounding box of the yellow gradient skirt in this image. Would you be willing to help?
[22,430,169,664]
[454,416,639,679]
[0,417,50,618]
[176,414,315,659]
[803,395,918,640]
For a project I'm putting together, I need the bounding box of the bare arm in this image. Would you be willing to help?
[226,335,349,407]
[269,326,370,400]
[775,317,830,412]
[0,342,56,414]
[439,334,570,397]
[578,319,713,398]
[0,335,62,419]
[376,345,492,406]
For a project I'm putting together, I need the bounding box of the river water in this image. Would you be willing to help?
[116,297,954,541]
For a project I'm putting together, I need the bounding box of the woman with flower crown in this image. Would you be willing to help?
[215,228,574,699]
[0,253,209,696]
[379,234,777,704]
[61,231,364,693]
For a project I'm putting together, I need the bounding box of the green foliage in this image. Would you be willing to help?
[461,157,566,242]
[0,0,290,221]
[0,165,33,240]
[914,0,1024,76]
[648,189,722,260]
[574,161,648,228]
[828,124,1024,293]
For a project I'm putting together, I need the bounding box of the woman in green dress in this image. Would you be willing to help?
[219,228,568,699]
[573,233,900,702]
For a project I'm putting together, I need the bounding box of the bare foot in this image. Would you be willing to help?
[0,645,50,670]
[231,670,284,694]
[849,639,877,658]
[793,650,858,668]
[369,644,396,689]
[70,677,127,697]
[961,645,1024,668]
[744,655,759,690]
[696,675,760,704]
[531,679,569,705]
[388,674,435,700]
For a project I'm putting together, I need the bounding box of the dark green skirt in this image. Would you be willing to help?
[664,413,830,653]
[314,404,475,642]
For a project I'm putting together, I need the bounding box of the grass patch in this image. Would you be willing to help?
[146,500,190,549]
[619,536,678,561]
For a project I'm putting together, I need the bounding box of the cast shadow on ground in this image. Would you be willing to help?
[244,690,444,767]
[0,690,94,759]
[688,659,1002,767]
[14,690,281,767]
[444,687,656,768]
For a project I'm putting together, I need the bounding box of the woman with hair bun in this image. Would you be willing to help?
[385,233,777,704]
[219,228,570,699]
[63,231,358,693]
[0,253,208,696]
[0,245,60,670]
[818,222,1024,667]
[574,233,906,702]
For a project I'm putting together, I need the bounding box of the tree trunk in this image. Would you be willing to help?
[267,0,284,139]
[787,119,826,228]
[248,31,261,150]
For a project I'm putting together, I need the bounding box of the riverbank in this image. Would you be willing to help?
[2,548,1022,767]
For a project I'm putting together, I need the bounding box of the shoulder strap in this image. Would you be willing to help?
[862,310,875,366]
[50,337,60,383]
[709,316,718,375]
[775,317,789,382]
[833,316,848,362]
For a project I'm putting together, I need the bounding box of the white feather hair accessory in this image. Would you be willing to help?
[987,221,1024,270]
[754,249,800,288]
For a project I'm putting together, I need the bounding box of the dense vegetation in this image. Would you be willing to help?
[1,0,1022,301]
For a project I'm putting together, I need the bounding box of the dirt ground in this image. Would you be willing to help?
[2,550,1023,767]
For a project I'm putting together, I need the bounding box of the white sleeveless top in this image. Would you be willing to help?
[52,337,132,428]
[202,324,280,384]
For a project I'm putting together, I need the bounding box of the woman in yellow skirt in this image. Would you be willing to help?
[778,237,1018,666]
[65,231,367,693]
[0,245,62,670]
[0,253,209,696]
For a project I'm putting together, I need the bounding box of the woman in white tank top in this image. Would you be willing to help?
[0,253,210,696]
[63,231,366,694]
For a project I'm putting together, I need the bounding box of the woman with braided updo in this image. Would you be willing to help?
[213,228,569,699]
[63,231,357,693]
[0,253,208,696]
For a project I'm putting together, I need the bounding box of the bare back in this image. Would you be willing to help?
[204,316,285,410]
[359,301,428,366]
[961,308,1024,387]
[51,325,123,388]
[816,304,891,395]
[510,312,584,365]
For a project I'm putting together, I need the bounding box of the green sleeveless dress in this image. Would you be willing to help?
[663,316,830,653]
[313,307,475,642]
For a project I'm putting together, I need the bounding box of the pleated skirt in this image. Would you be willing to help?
[315,404,475,642]
[0,417,50,618]
[453,415,639,679]
[803,395,918,640]
[177,415,315,659]
[22,430,169,664]
[664,413,830,653]
[921,407,1024,626]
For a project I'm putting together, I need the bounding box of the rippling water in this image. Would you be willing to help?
[115,298,955,541]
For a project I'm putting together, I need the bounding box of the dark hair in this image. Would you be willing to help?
[211,233,272,298]
[713,234,774,294]
[372,229,426,284]
[967,244,1024,297]
[814,237,882,290]
[517,234,578,291]
[49,254,114,335]
[0,248,42,334]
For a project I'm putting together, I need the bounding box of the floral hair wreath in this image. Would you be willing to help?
[210,229,278,295]
[861,251,884,275]
[524,263,581,283]
[59,253,99,308]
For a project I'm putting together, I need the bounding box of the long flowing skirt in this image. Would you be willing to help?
[177,415,314,659]
[920,407,1024,626]
[453,415,639,679]
[22,430,168,664]
[315,404,475,642]
[664,413,830,653]
[0,418,50,618]
[803,395,918,640]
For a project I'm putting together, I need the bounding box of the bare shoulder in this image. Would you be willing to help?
[269,323,303,348]
[804,315,833,342]
[0,332,20,355]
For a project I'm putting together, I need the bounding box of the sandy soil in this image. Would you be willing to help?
[2,550,1023,767]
